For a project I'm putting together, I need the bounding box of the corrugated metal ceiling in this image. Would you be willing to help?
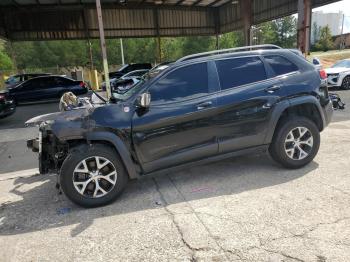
[0,0,341,40]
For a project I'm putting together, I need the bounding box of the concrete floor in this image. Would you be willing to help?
[0,90,349,261]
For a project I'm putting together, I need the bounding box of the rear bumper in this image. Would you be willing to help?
[0,100,16,118]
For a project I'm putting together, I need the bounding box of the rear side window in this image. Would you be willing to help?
[264,55,298,76]
[215,57,267,90]
[150,62,208,103]
[55,77,74,86]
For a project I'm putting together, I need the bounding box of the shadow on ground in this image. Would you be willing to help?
[0,153,318,237]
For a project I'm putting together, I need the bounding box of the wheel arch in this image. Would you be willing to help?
[265,96,325,144]
[85,132,140,179]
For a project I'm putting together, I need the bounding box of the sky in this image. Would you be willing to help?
[313,0,350,33]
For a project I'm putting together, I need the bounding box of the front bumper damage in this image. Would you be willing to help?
[27,125,69,174]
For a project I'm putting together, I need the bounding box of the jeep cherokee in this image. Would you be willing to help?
[26,45,333,207]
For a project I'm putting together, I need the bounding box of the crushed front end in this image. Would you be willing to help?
[27,123,69,174]
[26,108,93,175]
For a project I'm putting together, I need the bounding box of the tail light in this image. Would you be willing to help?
[319,69,327,80]
[79,81,86,88]
[0,94,5,101]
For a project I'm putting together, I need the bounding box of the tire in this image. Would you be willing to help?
[269,116,320,169]
[60,144,128,208]
[341,76,350,90]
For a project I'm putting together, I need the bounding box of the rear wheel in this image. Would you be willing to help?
[341,76,350,90]
[269,117,320,169]
[60,144,128,207]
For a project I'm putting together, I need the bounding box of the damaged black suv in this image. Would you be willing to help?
[26,45,333,207]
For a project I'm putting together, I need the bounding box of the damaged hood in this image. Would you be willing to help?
[25,108,92,127]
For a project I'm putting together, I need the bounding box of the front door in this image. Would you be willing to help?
[132,62,219,173]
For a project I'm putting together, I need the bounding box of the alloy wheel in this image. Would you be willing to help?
[284,126,314,160]
[72,156,117,198]
[342,76,350,90]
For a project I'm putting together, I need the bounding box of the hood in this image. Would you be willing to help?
[25,108,92,127]
[325,67,350,74]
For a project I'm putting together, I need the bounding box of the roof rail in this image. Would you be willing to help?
[176,44,282,63]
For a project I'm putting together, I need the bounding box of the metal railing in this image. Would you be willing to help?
[176,44,282,63]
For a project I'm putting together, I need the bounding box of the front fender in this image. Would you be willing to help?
[86,131,139,179]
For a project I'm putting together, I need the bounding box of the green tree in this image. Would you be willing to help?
[218,31,244,49]
[0,41,13,70]
[315,25,334,51]
[181,36,215,56]
[257,15,297,48]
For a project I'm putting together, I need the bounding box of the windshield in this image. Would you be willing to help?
[332,60,350,68]
[5,76,20,84]
[112,64,170,101]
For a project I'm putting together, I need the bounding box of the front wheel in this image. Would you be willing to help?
[269,117,320,169]
[60,144,128,207]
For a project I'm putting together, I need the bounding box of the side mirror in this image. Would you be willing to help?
[137,92,151,109]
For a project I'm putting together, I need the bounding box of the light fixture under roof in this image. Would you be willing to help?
[155,0,163,4]
[232,0,239,4]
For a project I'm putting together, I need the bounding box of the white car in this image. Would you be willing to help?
[325,59,350,90]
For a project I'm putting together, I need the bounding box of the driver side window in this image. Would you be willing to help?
[149,62,209,104]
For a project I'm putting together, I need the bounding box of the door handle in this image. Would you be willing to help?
[265,85,281,94]
[197,101,212,110]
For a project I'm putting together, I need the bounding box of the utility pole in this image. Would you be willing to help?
[88,39,94,70]
[120,38,125,65]
[96,0,111,99]
[340,13,345,50]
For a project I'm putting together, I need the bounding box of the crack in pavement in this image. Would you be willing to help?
[152,176,243,261]
[152,177,197,261]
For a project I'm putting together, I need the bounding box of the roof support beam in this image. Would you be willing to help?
[192,0,203,6]
[207,0,222,8]
[175,0,186,6]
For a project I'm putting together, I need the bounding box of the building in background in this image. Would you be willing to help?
[311,11,343,44]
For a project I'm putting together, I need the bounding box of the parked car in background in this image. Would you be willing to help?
[120,69,149,79]
[108,63,152,79]
[109,64,173,94]
[7,75,88,104]
[0,90,16,119]
[26,45,333,207]
[102,69,149,91]
[5,73,51,86]
[325,59,350,90]
[312,57,322,70]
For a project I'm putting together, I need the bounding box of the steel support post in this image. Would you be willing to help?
[297,0,312,55]
[96,0,111,99]
[241,0,252,46]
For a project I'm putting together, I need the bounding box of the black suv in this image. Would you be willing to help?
[26,45,333,207]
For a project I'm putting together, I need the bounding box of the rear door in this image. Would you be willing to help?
[132,62,219,173]
[214,56,284,153]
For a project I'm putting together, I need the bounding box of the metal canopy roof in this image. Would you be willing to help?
[0,0,340,41]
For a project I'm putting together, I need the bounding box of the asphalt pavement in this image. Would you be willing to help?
[0,90,349,261]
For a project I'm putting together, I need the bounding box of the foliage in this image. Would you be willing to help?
[254,15,297,48]
[314,26,334,52]
[0,40,14,70]
[218,31,244,49]
[7,32,243,71]
[1,16,299,72]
